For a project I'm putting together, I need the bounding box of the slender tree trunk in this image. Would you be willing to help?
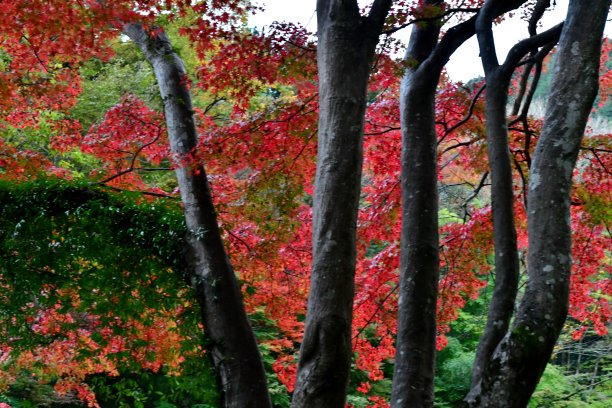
[123,24,271,408]
[291,1,391,407]
[470,69,521,389]
[575,337,583,375]
[470,0,562,387]
[391,2,443,405]
[589,345,606,389]
[465,1,610,405]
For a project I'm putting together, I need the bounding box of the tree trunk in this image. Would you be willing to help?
[391,2,443,405]
[470,1,562,387]
[291,1,391,407]
[390,2,528,405]
[123,24,271,408]
[470,65,521,389]
[465,0,610,405]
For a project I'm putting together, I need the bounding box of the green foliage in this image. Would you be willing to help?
[365,240,389,258]
[72,42,161,131]
[2,180,607,407]
[447,293,488,351]
[71,14,230,136]
[580,192,611,225]
[243,172,304,235]
[0,178,190,347]
[432,291,611,407]
[346,361,393,406]
[434,290,485,406]
[0,178,223,406]
[435,337,475,407]
[1,371,83,407]
[439,208,463,227]
[439,183,485,220]
[2,111,63,152]
[1,361,220,408]
[527,364,612,407]
[251,311,292,407]
[89,355,219,408]
[529,365,577,407]
[346,394,370,408]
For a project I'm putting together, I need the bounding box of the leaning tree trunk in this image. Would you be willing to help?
[470,0,562,386]
[291,1,391,407]
[123,24,271,408]
[465,0,610,406]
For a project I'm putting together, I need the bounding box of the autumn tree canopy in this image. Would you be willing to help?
[0,1,610,407]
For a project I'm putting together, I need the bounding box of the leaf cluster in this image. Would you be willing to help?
[0,178,190,346]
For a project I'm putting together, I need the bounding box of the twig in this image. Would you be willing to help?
[462,172,489,221]
[382,7,479,36]
[103,185,177,199]
[438,84,486,146]
[352,284,398,343]
[226,229,253,254]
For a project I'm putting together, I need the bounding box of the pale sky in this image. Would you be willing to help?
[250,0,610,82]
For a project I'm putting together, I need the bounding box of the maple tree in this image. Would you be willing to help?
[0,0,610,407]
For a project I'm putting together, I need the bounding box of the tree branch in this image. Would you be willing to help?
[382,7,479,36]
[438,84,486,145]
[501,23,563,77]
[511,42,555,119]
[103,185,177,199]
[462,171,489,221]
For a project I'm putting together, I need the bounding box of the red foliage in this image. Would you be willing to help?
[0,1,609,405]
[3,292,186,407]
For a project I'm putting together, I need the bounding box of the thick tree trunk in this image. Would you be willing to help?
[465,0,609,406]
[291,1,391,407]
[123,24,271,408]
[470,1,561,387]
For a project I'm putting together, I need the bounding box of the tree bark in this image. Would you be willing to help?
[123,24,271,408]
[291,1,391,407]
[469,71,521,389]
[391,2,527,406]
[471,1,562,387]
[391,2,443,406]
[465,0,610,405]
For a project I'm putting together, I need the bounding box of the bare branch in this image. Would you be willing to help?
[382,8,479,36]
[511,41,556,119]
[511,149,529,208]
[462,171,489,221]
[103,184,177,200]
